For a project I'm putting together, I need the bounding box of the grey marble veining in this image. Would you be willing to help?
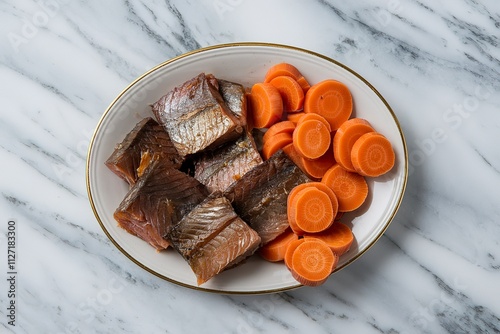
[1,0,499,333]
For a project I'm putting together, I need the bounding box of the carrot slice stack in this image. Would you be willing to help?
[287,182,338,234]
[259,228,298,262]
[296,112,332,132]
[269,76,305,112]
[262,132,293,160]
[264,62,311,92]
[262,121,296,143]
[333,118,374,172]
[288,238,338,286]
[304,222,354,256]
[248,82,283,128]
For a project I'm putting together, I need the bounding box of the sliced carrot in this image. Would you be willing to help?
[289,238,338,286]
[262,120,296,143]
[351,132,395,177]
[333,118,375,172]
[263,62,311,92]
[261,132,293,160]
[321,164,368,212]
[296,112,332,132]
[296,77,311,93]
[259,228,298,262]
[248,82,283,129]
[287,182,338,235]
[284,238,306,270]
[300,134,335,179]
[304,79,352,131]
[283,130,335,180]
[304,222,353,256]
[300,156,332,180]
[305,182,338,218]
[269,76,305,112]
[282,143,306,175]
[291,187,334,233]
[287,112,305,124]
[287,183,311,235]
[292,119,331,159]
[283,142,330,180]
[288,183,338,217]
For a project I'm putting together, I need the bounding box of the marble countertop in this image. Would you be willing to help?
[1,1,499,333]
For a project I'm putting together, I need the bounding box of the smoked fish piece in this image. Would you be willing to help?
[114,156,208,250]
[193,131,263,193]
[152,73,244,156]
[169,195,260,285]
[105,117,183,186]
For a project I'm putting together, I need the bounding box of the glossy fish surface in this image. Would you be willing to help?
[194,131,263,193]
[114,156,208,250]
[152,73,244,156]
[224,151,310,245]
[169,195,260,285]
[217,79,247,127]
[105,117,183,186]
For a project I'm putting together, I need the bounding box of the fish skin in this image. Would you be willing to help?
[168,194,260,285]
[105,117,183,186]
[224,151,310,245]
[193,131,263,193]
[217,79,247,127]
[188,215,260,286]
[169,194,238,258]
[152,73,243,156]
[114,156,208,250]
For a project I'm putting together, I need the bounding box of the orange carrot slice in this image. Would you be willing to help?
[304,80,352,131]
[283,143,307,175]
[292,119,331,159]
[287,112,305,124]
[262,120,296,143]
[248,82,283,129]
[299,133,335,179]
[321,164,368,212]
[351,132,395,177]
[300,155,333,180]
[262,132,293,160]
[289,238,338,286]
[296,112,332,132]
[333,118,375,172]
[287,183,312,235]
[259,228,298,262]
[291,187,335,233]
[287,182,339,235]
[284,238,306,270]
[264,62,311,92]
[269,76,305,112]
[304,222,353,256]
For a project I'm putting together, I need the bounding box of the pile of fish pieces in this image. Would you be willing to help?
[106,73,310,285]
